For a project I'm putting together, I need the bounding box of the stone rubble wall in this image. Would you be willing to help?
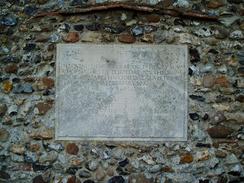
[0,0,243,182]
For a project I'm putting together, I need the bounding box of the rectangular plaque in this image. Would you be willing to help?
[56,44,188,141]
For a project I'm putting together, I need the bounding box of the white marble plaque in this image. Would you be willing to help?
[55,44,188,141]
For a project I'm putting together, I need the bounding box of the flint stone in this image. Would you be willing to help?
[56,44,188,141]
[0,103,7,117]
[0,16,17,26]
[13,83,34,94]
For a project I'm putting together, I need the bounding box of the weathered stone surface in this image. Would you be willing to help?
[37,0,48,4]
[35,101,53,115]
[13,83,34,94]
[207,126,233,138]
[162,0,173,7]
[0,103,7,117]
[23,43,36,52]
[73,24,84,31]
[189,48,200,63]
[195,150,210,161]
[66,143,79,155]
[141,34,154,43]
[37,77,54,90]
[180,153,193,164]
[69,157,83,166]
[33,175,47,183]
[4,63,18,73]
[238,67,244,76]
[118,34,136,43]
[207,0,224,9]
[87,160,98,171]
[1,15,17,26]
[35,34,49,42]
[63,32,80,43]
[86,23,102,31]
[95,167,106,181]
[106,167,114,176]
[67,175,80,183]
[220,16,240,27]
[227,0,242,3]
[66,167,78,175]
[128,173,153,183]
[203,75,215,88]
[162,166,174,172]
[30,129,53,140]
[83,180,95,183]
[236,95,244,102]
[2,80,13,93]
[214,27,229,39]
[56,44,188,141]
[215,150,227,158]
[0,128,10,142]
[189,113,200,120]
[215,76,229,87]
[29,144,41,152]
[10,144,25,155]
[79,170,92,178]
[0,171,10,180]
[39,151,58,164]
[108,176,125,183]
[212,112,226,124]
[81,32,101,42]
[146,15,160,23]
[131,25,144,36]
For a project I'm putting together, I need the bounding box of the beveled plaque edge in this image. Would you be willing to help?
[55,43,188,142]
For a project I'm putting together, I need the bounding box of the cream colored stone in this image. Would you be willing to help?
[56,44,188,141]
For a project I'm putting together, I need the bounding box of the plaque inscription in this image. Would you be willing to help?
[56,44,188,141]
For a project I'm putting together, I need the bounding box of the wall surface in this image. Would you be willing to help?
[0,0,244,183]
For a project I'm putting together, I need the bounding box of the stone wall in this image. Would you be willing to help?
[0,0,243,182]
